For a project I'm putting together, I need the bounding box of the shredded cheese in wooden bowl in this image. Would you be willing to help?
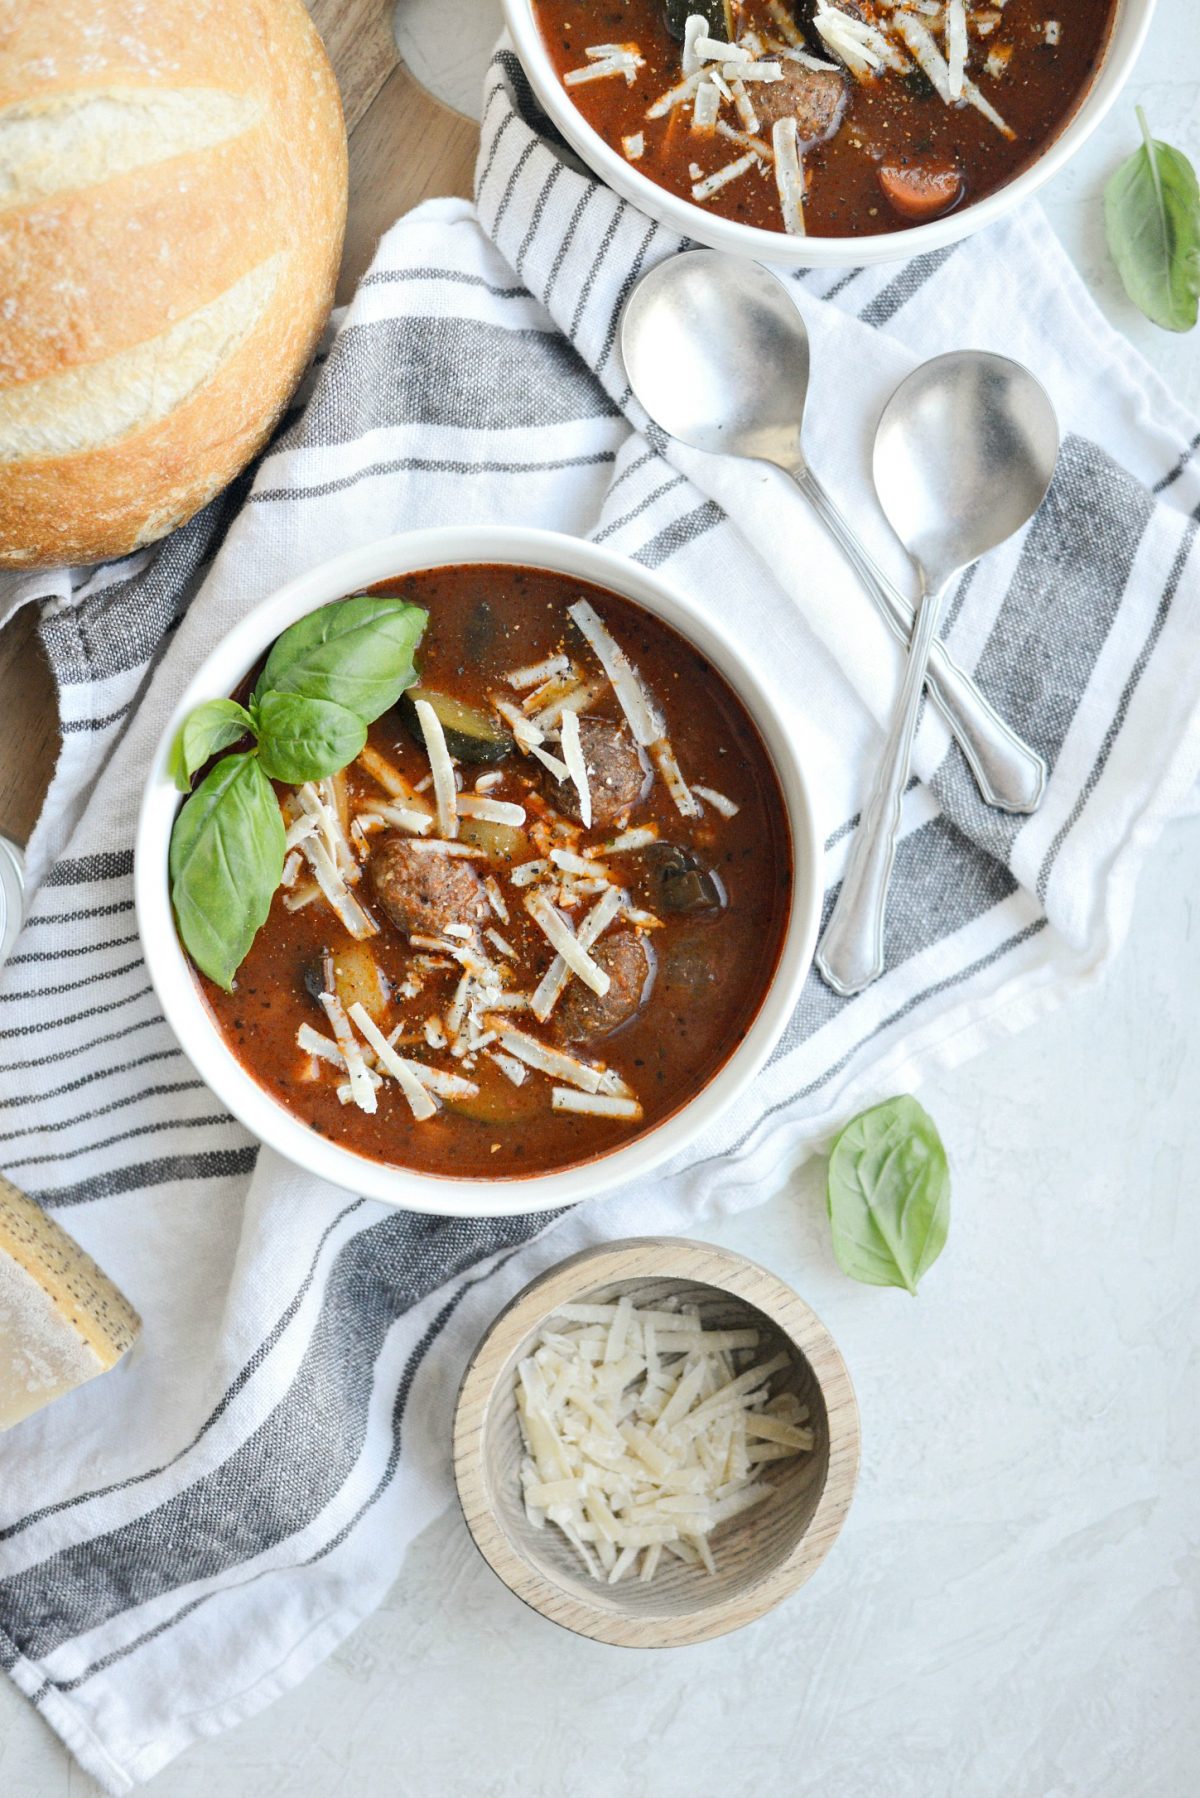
[516,1295,813,1585]
[453,1239,860,1648]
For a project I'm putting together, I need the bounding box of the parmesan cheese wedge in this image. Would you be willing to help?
[0,1175,140,1431]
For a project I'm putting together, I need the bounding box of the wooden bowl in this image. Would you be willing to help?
[453,1238,860,1648]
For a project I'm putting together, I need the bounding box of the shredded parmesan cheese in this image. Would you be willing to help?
[404,838,485,858]
[483,875,510,923]
[530,884,624,1023]
[813,0,907,75]
[318,992,376,1114]
[489,1048,528,1086]
[414,699,458,839]
[456,793,527,828]
[772,116,806,236]
[371,802,433,835]
[515,1298,809,1583]
[506,654,570,690]
[693,79,720,132]
[597,825,659,854]
[296,1023,344,1067]
[530,742,570,782]
[698,35,749,63]
[682,12,707,74]
[492,695,545,750]
[484,1021,612,1094]
[565,43,644,87]
[650,738,701,819]
[568,599,665,747]
[729,74,760,134]
[946,0,968,97]
[525,892,611,996]
[559,709,592,828]
[694,783,740,818]
[347,1001,438,1120]
[692,151,758,202]
[646,69,703,119]
[358,745,429,809]
[728,59,783,81]
[892,12,1014,135]
[551,1089,643,1120]
[293,804,378,940]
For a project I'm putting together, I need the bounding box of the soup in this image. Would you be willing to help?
[191,565,793,1180]
[529,0,1117,236]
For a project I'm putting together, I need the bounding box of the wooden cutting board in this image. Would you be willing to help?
[0,0,480,846]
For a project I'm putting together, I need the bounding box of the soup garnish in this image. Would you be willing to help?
[171,564,792,1180]
[530,0,1117,237]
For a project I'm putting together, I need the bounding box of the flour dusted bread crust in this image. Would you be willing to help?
[0,0,347,567]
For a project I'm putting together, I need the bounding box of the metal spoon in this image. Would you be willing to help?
[619,251,1047,816]
[816,351,1059,996]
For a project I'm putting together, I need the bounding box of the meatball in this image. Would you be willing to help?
[751,62,848,146]
[369,837,489,938]
[558,929,655,1043]
[545,717,650,828]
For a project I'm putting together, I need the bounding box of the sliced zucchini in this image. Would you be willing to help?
[458,816,531,864]
[401,687,514,764]
[333,944,390,1025]
[440,1084,527,1125]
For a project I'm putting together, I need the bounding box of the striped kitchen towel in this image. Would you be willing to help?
[2,42,1200,1793]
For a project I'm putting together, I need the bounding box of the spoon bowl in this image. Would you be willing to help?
[620,253,812,466]
[873,352,1060,590]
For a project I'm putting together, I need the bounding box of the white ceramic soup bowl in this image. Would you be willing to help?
[500,0,1156,267]
[135,527,823,1219]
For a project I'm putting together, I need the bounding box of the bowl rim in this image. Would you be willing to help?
[499,0,1157,267]
[134,526,823,1219]
[452,1236,861,1647]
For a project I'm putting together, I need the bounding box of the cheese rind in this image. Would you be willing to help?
[0,1174,140,1431]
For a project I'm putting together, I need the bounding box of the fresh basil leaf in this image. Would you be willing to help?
[254,690,367,784]
[1104,108,1200,333]
[826,1095,950,1295]
[169,751,284,991]
[168,699,255,792]
[252,596,428,721]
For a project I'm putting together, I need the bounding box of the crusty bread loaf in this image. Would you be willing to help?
[0,0,347,568]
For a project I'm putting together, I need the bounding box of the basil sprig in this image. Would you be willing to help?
[1104,109,1200,334]
[168,595,427,990]
[826,1096,950,1294]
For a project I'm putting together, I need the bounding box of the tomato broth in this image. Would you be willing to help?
[197,564,793,1180]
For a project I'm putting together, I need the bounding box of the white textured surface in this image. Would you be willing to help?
[3,5,1198,1791]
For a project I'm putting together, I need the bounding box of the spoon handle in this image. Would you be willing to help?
[792,466,1046,816]
[816,572,947,997]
